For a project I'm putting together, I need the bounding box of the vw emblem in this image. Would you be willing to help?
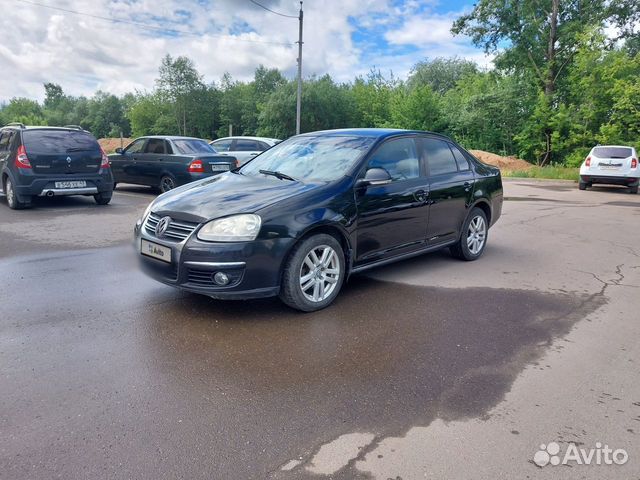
[66,156,72,165]
[155,216,172,238]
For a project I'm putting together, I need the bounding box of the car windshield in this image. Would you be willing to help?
[239,135,375,182]
[23,130,99,154]
[173,139,215,154]
[592,147,632,159]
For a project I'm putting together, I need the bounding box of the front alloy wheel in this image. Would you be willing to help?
[280,234,345,312]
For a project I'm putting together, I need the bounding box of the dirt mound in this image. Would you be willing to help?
[469,150,532,171]
[99,138,132,153]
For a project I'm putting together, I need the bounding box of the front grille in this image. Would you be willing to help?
[144,212,198,242]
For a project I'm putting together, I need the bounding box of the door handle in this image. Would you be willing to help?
[464,181,473,192]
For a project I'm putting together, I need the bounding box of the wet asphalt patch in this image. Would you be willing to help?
[0,246,606,479]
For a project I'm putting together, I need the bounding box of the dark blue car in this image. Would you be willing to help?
[109,136,237,193]
[134,128,504,311]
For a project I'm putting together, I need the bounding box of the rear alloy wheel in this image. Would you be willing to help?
[450,207,488,261]
[280,234,345,312]
[94,192,112,205]
[4,177,29,210]
[159,175,176,193]
[579,181,588,190]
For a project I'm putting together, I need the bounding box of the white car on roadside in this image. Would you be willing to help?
[579,145,638,194]
[209,136,281,166]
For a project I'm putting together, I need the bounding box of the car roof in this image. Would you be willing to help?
[139,135,207,141]
[212,136,280,143]
[297,128,449,140]
[1,125,90,132]
[592,145,635,149]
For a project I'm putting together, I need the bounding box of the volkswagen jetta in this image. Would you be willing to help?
[134,129,503,311]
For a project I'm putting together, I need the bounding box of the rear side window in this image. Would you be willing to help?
[145,138,166,154]
[449,144,470,171]
[0,131,15,153]
[22,130,99,154]
[235,139,261,151]
[423,138,458,176]
[592,147,632,159]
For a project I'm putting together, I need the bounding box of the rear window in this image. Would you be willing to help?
[592,147,632,159]
[173,139,215,154]
[23,130,99,154]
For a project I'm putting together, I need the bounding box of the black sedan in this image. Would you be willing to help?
[134,128,503,311]
[109,136,237,193]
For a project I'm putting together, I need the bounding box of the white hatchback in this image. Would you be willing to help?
[579,145,639,194]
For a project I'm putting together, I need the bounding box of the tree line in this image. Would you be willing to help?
[1,0,638,166]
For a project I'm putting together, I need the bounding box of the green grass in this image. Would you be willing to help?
[502,166,579,181]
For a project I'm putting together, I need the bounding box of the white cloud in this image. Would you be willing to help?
[0,0,489,102]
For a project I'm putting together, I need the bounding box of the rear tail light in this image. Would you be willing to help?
[188,159,204,173]
[585,156,591,167]
[15,145,32,169]
[100,147,110,169]
[632,158,638,169]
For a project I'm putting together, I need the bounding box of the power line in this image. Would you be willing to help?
[247,0,298,19]
[14,0,294,46]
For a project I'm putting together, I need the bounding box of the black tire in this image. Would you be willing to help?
[94,192,112,205]
[578,181,587,191]
[4,176,30,210]
[113,182,118,190]
[159,175,176,193]
[280,234,346,312]
[450,207,489,261]
[629,185,638,194]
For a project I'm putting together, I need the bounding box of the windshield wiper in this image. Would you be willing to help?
[259,169,297,182]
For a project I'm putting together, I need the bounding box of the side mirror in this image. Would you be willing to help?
[356,167,392,188]
[115,147,123,154]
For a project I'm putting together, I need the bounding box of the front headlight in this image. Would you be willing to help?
[137,201,154,228]
[197,214,262,242]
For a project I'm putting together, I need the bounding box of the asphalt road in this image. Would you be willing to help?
[1,180,639,479]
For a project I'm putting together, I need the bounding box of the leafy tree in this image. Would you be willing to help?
[408,57,478,94]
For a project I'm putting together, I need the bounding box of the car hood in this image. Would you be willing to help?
[150,172,324,222]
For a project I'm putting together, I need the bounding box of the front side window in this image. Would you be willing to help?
[423,138,459,176]
[211,139,232,152]
[366,137,420,181]
[125,138,146,154]
[240,135,375,182]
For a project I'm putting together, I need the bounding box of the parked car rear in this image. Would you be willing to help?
[0,123,113,209]
[109,136,238,193]
[579,145,639,194]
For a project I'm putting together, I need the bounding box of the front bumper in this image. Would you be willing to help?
[134,221,295,300]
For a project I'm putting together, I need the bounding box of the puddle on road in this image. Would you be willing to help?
[135,278,605,478]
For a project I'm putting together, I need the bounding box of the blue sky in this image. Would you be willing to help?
[0,0,491,101]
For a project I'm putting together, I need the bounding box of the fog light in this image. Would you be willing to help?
[213,272,230,286]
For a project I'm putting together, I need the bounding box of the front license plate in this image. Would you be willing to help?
[210,163,230,172]
[55,180,87,189]
[141,239,172,263]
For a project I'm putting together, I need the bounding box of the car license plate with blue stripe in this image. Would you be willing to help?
[141,239,171,263]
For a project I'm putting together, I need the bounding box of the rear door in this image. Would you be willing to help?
[591,146,635,175]
[22,129,102,175]
[355,136,430,264]
[423,137,475,246]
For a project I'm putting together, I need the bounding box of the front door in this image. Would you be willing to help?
[422,137,475,246]
[355,136,429,264]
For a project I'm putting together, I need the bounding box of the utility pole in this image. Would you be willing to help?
[296,1,303,135]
